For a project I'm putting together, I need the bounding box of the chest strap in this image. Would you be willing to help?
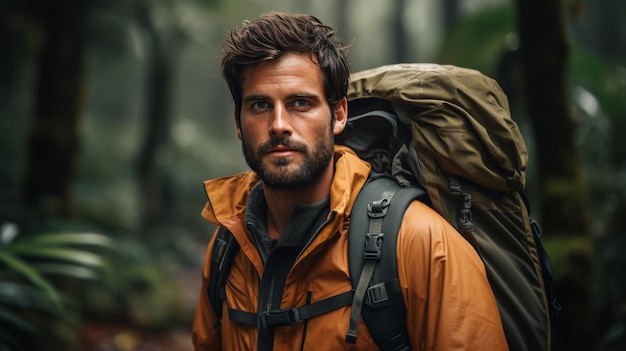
[228,290,354,327]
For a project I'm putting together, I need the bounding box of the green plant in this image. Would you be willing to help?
[0,222,116,351]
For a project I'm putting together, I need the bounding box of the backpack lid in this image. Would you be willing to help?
[346,63,528,192]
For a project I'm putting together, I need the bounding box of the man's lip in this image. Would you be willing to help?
[269,145,296,151]
[268,148,296,154]
[267,147,298,156]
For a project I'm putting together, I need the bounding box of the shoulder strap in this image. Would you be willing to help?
[206,226,239,330]
[347,175,427,351]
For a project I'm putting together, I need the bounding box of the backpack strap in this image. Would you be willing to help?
[206,226,239,330]
[347,175,427,351]
[227,290,354,327]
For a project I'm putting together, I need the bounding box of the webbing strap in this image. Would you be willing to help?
[346,188,395,344]
[365,278,401,307]
[228,290,355,327]
[346,259,377,343]
[347,176,427,350]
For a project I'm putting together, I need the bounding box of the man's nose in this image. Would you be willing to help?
[269,105,292,136]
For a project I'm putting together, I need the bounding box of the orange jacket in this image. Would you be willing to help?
[192,145,509,350]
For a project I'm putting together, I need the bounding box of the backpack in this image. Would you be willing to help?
[339,63,558,351]
[206,63,558,351]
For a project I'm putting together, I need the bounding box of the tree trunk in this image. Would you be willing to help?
[516,0,589,235]
[442,0,460,36]
[23,0,89,218]
[134,5,179,231]
[391,0,409,63]
[515,1,595,350]
[136,51,172,230]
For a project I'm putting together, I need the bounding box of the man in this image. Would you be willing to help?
[192,12,509,351]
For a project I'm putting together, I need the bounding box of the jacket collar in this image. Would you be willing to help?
[201,145,370,230]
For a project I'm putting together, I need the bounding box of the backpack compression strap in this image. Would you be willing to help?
[347,175,427,351]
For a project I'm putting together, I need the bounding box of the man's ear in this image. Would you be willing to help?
[332,97,348,136]
[234,108,242,140]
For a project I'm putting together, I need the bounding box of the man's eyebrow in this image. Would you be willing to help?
[242,93,322,103]
[242,95,268,103]
[287,93,321,100]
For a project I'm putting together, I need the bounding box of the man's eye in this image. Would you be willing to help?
[294,100,309,108]
[252,101,269,109]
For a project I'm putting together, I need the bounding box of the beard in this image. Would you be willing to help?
[242,130,335,189]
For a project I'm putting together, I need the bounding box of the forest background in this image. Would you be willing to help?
[1,0,625,350]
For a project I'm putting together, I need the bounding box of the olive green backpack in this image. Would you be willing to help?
[337,63,558,351]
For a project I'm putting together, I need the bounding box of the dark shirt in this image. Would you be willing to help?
[244,183,330,264]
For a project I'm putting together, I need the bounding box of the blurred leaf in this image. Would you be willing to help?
[0,250,64,315]
[0,305,37,334]
[7,232,115,248]
[0,282,60,312]
[0,229,120,350]
[7,247,105,268]
[33,263,103,280]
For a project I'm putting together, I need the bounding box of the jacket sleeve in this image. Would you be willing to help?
[192,230,222,351]
[397,201,509,351]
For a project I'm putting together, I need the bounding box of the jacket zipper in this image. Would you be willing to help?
[295,211,337,260]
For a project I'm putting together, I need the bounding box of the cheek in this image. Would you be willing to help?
[238,123,266,150]
[238,119,259,141]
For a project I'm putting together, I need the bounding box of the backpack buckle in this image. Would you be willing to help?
[364,232,384,259]
[365,282,390,308]
[367,198,390,218]
[259,307,301,328]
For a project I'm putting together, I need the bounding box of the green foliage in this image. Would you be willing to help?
[570,46,626,166]
[80,234,191,329]
[0,223,116,351]
[0,221,194,350]
[438,4,516,76]
[563,39,626,351]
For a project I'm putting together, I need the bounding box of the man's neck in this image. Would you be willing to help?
[262,170,333,240]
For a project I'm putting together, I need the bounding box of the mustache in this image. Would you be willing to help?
[257,137,307,154]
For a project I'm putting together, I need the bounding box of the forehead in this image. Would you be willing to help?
[241,52,325,97]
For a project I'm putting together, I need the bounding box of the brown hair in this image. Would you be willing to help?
[221,12,350,111]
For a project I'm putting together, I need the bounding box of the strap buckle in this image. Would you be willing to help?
[364,282,390,308]
[367,198,390,218]
[259,307,301,328]
[364,232,384,259]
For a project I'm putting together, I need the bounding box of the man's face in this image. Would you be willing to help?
[236,52,347,189]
